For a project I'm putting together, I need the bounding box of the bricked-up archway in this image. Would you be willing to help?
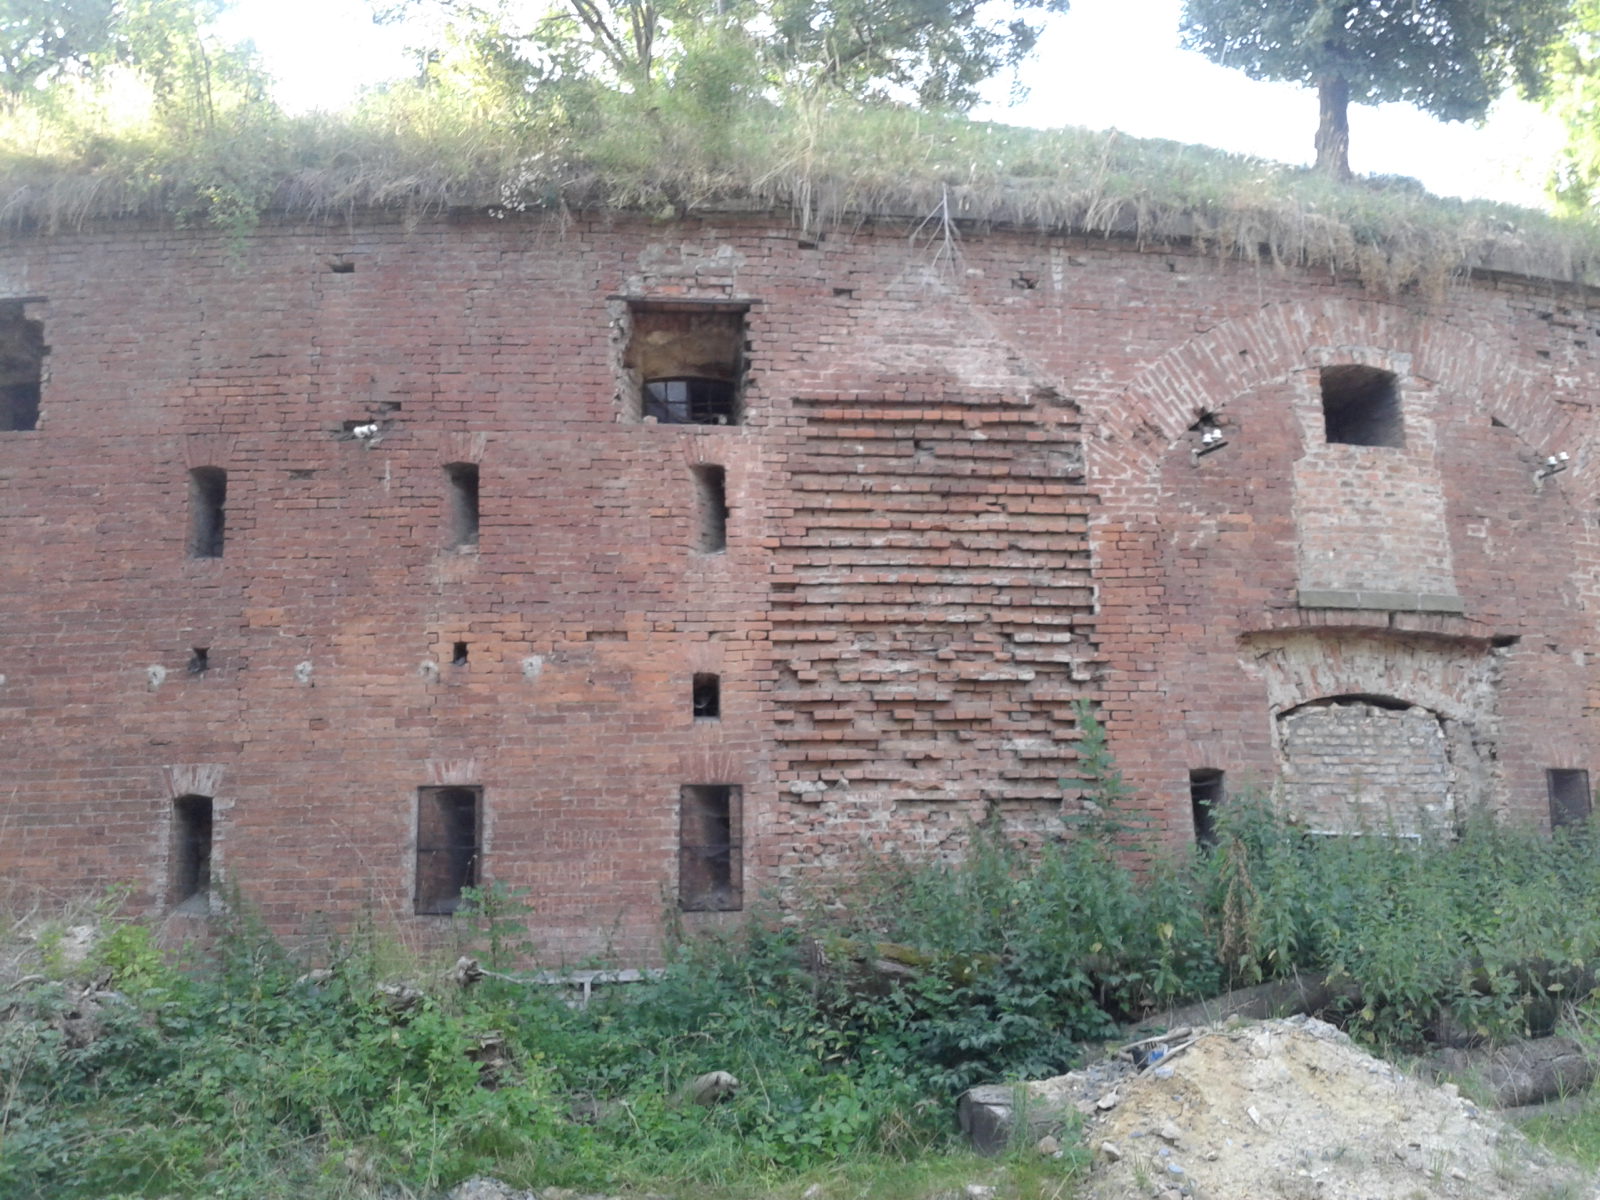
[1276,696,1463,836]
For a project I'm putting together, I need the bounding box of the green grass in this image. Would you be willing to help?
[1,72,1598,296]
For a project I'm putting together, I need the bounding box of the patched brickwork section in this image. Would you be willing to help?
[1277,700,1456,836]
[768,390,1097,863]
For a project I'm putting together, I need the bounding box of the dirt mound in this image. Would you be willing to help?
[1083,1015,1597,1200]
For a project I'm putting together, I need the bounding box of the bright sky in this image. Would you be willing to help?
[220,0,1570,210]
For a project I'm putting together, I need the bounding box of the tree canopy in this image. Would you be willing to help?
[379,0,1069,112]
[1180,0,1576,178]
[0,0,264,133]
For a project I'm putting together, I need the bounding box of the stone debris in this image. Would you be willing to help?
[1079,1015,1598,1200]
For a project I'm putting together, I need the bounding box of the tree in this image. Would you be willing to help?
[1180,0,1576,180]
[0,0,260,131]
[1544,1,1600,211]
[379,0,1069,111]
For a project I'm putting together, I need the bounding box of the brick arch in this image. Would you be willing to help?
[1089,298,1582,507]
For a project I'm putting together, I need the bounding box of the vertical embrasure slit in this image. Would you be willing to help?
[1548,768,1592,829]
[679,784,742,911]
[416,786,480,914]
[187,467,227,559]
[0,304,43,432]
[692,672,721,719]
[693,465,728,553]
[445,462,480,549]
[171,794,213,908]
[1189,768,1223,848]
[187,647,209,675]
[452,641,469,666]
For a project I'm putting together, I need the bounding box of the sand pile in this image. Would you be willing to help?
[1082,1015,1597,1200]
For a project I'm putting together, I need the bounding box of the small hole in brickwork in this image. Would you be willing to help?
[1548,768,1592,829]
[444,462,480,549]
[834,287,854,298]
[1537,349,1552,359]
[452,641,469,666]
[187,467,227,559]
[1490,634,1520,648]
[680,784,742,911]
[289,468,316,479]
[798,238,819,250]
[1321,365,1403,448]
[693,673,721,719]
[328,258,355,273]
[1189,769,1223,848]
[416,786,480,915]
[171,794,213,909]
[1491,416,1509,429]
[694,465,728,553]
[187,647,209,675]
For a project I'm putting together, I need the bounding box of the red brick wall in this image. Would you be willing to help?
[2,214,1598,959]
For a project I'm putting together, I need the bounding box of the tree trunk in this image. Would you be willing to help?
[1314,75,1351,180]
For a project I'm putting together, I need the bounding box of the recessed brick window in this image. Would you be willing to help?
[444,463,480,549]
[693,465,728,553]
[416,786,480,914]
[1547,768,1592,829]
[187,467,227,559]
[625,301,747,425]
[171,794,213,909]
[1189,768,1223,847]
[0,302,43,432]
[1321,365,1403,448]
[679,784,742,911]
[693,672,721,719]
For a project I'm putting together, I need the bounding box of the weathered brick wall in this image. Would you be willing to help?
[3,213,1599,958]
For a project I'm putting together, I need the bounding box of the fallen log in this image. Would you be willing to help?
[1423,1036,1597,1109]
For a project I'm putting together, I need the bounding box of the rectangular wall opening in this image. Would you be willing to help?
[0,302,44,432]
[679,784,742,911]
[1548,768,1592,829]
[692,672,721,719]
[187,467,227,559]
[444,462,480,549]
[624,301,748,425]
[693,465,728,553]
[416,786,481,914]
[171,794,213,909]
[1189,769,1223,848]
[1321,364,1403,448]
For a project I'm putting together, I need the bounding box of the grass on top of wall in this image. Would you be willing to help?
[1,77,1597,297]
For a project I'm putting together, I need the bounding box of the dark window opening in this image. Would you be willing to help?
[187,647,209,675]
[680,784,742,912]
[444,462,480,549]
[187,467,227,559]
[625,302,747,425]
[1321,364,1403,448]
[0,304,44,432]
[416,786,480,915]
[693,673,721,719]
[452,641,469,666]
[1190,769,1224,848]
[645,378,739,425]
[171,794,213,907]
[1548,769,1592,830]
[693,465,728,553]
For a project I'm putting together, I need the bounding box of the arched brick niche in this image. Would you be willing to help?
[1241,631,1508,829]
